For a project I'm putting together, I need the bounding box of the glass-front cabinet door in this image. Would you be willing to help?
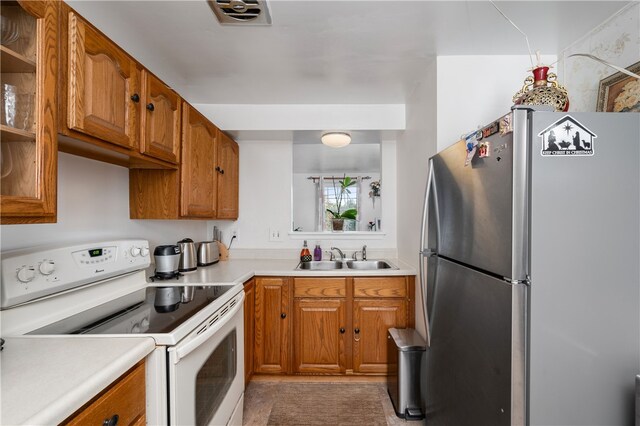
[0,1,57,223]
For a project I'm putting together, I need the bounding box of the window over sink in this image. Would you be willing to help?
[291,131,382,235]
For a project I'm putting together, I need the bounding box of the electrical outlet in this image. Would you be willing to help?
[269,227,283,242]
[232,230,238,239]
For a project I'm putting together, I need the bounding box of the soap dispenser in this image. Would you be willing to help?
[313,242,322,261]
[300,240,312,262]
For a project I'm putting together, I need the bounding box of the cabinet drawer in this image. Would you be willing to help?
[353,277,407,298]
[294,278,347,298]
[64,362,145,426]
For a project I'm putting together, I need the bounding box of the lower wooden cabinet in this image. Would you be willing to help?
[353,298,407,374]
[293,298,347,374]
[249,275,414,378]
[254,277,290,374]
[63,362,145,425]
[243,278,255,386]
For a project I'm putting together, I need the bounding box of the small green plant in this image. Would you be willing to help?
[326,175,358,220]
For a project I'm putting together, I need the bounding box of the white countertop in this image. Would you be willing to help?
[147,258,417,285]
[0,336,155,425]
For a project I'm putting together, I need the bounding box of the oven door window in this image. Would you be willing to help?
[195,329,236,426]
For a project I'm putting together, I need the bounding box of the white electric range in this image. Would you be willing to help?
[0,239,245,426]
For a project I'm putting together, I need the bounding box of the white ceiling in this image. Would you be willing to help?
[69,1,628,106]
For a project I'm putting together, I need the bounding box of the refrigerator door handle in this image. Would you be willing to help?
[419,251,432,347]
[419,159,438,347]
[419,159,439,252]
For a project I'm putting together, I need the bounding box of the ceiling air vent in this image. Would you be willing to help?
[208,0,272,25]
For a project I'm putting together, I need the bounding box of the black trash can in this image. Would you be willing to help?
[387,328,426,420]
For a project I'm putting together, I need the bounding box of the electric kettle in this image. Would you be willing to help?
[177,238,197,272]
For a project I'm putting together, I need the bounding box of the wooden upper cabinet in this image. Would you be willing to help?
[180,103,217,218]
[1,1,58,223]
[67,11,140,150]
[215,130,239,219]
[140,71,180,164]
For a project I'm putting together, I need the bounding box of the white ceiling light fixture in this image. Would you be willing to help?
[321,132,351,148]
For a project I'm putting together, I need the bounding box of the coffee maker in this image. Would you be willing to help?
[153,245,181,280]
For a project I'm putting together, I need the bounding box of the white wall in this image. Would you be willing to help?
[0,153,208,252]
[436,55,557,152]
[211,139,397,256]
[396,60,438,342]
[560,3,639,112]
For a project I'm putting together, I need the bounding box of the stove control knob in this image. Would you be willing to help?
[140,247,149,257]
[129,246,141,257]
[39,260,56,275]
[17,267,35,283]
[140,318,150,329]
[131,323,141,333]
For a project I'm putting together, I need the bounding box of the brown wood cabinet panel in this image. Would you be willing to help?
[244,278,255,386]
[353,276,407,298]
[293,277,347,298]
[254,277,290,374]
[1,0,57,223]
[67,11,140,150]
[140,70,180,164]
[180,103,217,218]
[129,169,179,219]
[215,130,239,219]
[293,298,347,374]
[353,299,407,374]
[63,362,145,426]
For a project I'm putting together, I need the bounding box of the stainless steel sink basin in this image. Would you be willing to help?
[296,261,344,270]
[345,260,397,270]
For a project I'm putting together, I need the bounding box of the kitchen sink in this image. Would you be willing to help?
[296,261,344,270]
[345,260,397,270]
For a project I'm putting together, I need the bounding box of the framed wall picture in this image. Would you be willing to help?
[596,61,640,112]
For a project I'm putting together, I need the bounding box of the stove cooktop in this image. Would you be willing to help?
[30,285,233,336]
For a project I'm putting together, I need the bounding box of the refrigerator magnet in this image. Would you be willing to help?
[538,115,596,157]
[482,121,500,139]
[478,142,491,158]
[464,133,479,167]
[499,113,513,135]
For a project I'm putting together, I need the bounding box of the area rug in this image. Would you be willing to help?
[266,383,387,426]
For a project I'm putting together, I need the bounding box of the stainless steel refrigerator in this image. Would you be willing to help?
[419,106,640,425]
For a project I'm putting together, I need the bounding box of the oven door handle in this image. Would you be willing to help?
[173,291,245,362]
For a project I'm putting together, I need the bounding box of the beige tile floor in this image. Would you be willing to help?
[242,377,426,426]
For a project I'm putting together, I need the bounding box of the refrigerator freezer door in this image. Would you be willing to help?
[528,112,640,425]
[431,129,518,279]
[424,256,526,426]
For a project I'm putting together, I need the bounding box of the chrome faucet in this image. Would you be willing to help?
[352,245,368,261]
[330,247,345,261]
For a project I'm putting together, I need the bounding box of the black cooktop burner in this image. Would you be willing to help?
[30,285,233,335]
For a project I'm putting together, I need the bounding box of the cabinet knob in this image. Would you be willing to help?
[354,328,360,334]
[220,169,224,175]
[339,327,345,334]
[215,166,221,172]
[103,414,119,426]
[130,93,140,103]
[146,103,155,111]
[280,313,286,319]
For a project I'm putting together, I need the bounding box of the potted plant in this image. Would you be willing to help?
[326,175,357,231]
